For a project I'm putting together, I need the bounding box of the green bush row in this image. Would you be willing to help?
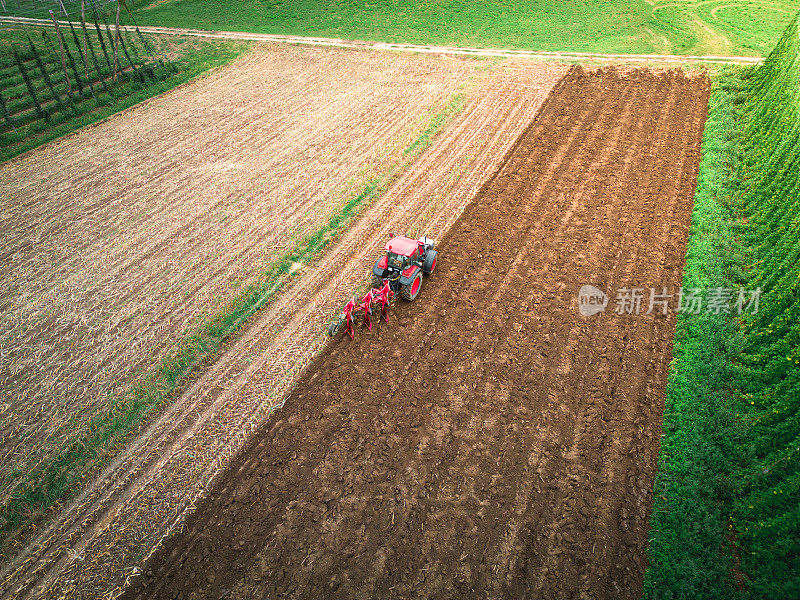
[643,67,749,600]
[732,12,800,598]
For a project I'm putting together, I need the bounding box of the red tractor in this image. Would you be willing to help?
[328,234,437,337]
[372,233,437,300]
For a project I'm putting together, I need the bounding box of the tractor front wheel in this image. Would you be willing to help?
[400,272,422,301]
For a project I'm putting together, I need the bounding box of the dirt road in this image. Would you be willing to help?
[124,67,710,599]
[0,16,765,64]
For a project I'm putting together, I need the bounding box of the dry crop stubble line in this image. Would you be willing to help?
[0,44,475,523]
[122,67,710,600]
[0,56,566,600]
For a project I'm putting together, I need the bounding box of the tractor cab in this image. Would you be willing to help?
[385,235,420,267]
[372,233,438,301]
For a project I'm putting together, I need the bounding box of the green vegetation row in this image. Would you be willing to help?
[127,0,800,57]
[645,12,800,599]
[0,89,467,557]
[733,13,800,596]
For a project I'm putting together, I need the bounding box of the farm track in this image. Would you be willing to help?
[123,66,710,600]
[0,48,567,599]
[0,17,765,64]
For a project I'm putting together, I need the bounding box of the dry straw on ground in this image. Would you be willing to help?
[0,44,567,599]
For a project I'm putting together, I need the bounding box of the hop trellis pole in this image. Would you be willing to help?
[116,28,146,85]
[82,0,88,79]
[66,19,94,97]
[122,0,171,73]
[12,47,49,123]
[90,2,114,74]
[80,5,109,94]
[58,20,87,97]
[49,9,71,93]
[112,1,120,82]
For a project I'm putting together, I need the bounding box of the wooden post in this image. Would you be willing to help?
[90,3,114,72]
[57,0,68,17]
[12,48,49,123]
[68,20,93,97]
[0,0,6,15]
[50,10,71,93]
[112,1,120,82]
[82,0,88,79]
[81,3,109,93]
[55,18,86,97]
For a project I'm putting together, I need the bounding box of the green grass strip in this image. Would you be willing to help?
[0,87,468,556]
[645,11,800,597]
[643,68,750,600]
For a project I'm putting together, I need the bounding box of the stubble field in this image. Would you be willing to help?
[0,43,473,544]
[0,44,568,599]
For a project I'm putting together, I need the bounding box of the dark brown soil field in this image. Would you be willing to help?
[123,66,710,600]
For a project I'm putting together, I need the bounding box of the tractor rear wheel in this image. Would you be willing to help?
[400,272,422,301]
[423,250,438,275]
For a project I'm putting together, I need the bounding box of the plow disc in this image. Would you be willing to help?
[328,281,395,339]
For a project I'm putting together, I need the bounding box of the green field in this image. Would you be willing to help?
[127,0,800,56]
[645,12,800,599]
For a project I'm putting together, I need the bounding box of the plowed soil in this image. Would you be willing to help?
[125,67,710,600]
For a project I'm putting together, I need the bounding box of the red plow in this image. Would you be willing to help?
[328,233,437,338]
